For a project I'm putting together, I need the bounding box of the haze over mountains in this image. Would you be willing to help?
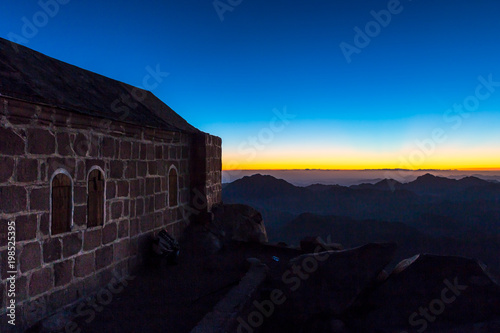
[222,173,500,272]
[222,169,500,186]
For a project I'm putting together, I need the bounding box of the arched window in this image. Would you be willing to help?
[51,170,73,235]
[87,168,105,228]
[168,166,178,207]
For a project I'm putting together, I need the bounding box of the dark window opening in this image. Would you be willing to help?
[169,168,178,207]
[51,173,72,235]
[87,169,105,228]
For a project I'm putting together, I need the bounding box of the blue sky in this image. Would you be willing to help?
[1,0,500,169]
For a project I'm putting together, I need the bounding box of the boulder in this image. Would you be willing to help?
[39,310,73,332]
[300,236,343,253]
[299,316,349,333]
[212,204,268,243]
[354,254,500,332]
[436,318,500,332]
[330,319,349,333]
[285,242,397,317]
[181,204,268,255]
[181,221,223,255]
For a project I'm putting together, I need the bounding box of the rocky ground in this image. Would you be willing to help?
[63,243,302,332]
[31,204,500,332]
[30,203,301,333]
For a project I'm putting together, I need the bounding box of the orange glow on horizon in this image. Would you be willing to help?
[222,160,500,171]
[223,167,500,171]
[458,167,500,171]
[222,147,500,171]
[223,168,370,171]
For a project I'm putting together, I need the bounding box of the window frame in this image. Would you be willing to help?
[49,168,74,235]
[168,165,179,208]
[86,166,106,229]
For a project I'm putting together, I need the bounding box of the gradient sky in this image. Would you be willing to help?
[1,0,499,170]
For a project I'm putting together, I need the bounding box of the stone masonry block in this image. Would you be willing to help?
[83,228,102,251]
[27,128,56,155]
[0,126,25,155]
[74,252,95,277]
[54,259,73,287]
[102,223,117,244]
[20,242,42,273]
[62,233,82,258]
[95,245,113,270]
[0,185,27,213]
[43,238,62,263]
[29,267,53,297]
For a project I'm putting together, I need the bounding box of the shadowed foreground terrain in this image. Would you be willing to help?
[26,202,500,333]
[32,241,301,333]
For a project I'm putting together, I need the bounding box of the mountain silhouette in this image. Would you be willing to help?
[223,173,500,271]
[402,173,491,196]
[350,178,402,191]
[223,174,306,200]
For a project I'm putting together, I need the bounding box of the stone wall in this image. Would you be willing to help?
[190,133,222,214]
[204,134,223,210]
[0,96,193,329]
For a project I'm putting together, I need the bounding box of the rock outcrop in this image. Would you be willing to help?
[352,254,500,332]
[181,204,268,255]
[285,242,397,317]
[300,236,343,253]
[212,203,268,243]
[181,204,500,333]
[180,220,223,255]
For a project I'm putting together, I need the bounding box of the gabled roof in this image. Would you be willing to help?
[0,38,199,133]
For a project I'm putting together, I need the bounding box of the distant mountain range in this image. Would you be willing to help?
[351,173,497,196]
[222,173,500,271]
[222,169,500,187]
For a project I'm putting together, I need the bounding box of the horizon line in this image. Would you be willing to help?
[222,168,500,172]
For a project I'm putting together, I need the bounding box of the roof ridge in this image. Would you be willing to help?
[0,37,199,134]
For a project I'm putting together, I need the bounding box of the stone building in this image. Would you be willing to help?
[0,37,221,329]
